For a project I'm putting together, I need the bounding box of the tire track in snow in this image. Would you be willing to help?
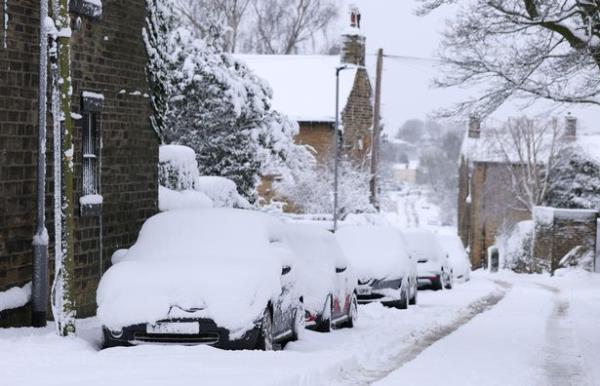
[537,283,590,386]
[333,280,512,385]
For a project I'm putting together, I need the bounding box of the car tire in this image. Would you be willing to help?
[432,274,443,291]
[256,308,275,351]
[396,285,408,310]
[445,271,454,290]
[340,293,358,329]
[314,295,332,333]
[290,299,305,342]
[409,279,418,305]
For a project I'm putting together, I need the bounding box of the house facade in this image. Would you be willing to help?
[0,0,158,326]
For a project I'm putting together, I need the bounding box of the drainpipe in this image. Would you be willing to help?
[32,0,49,327]
[333,65,348,232]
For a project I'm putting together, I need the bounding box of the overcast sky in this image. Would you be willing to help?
[338,0,599,135]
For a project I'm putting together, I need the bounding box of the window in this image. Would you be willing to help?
[82,111,99,196]
[80,91,104,217]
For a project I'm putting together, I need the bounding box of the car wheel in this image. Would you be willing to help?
[396,285,408,310]
[290,300,305,341]
[432,274,443,291]
[445,271,454,290]
[340,293,358,329]
[315,295,332,333]
[256,308,275,351]
[409,279,418,305]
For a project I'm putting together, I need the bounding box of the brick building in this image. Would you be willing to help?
[0,1,158,325]
[458,115,600,268]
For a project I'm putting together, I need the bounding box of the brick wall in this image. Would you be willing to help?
[533,207,598,272]
[0,0,158,325]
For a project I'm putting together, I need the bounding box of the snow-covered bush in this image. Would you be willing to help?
[145,0,314,201]
[158,186,213,212]
[497,220,546,273]
[275,160,373,216]
[196,176,250,209]
[159,145,200,191]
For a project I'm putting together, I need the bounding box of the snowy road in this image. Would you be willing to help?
[1,270,598,386]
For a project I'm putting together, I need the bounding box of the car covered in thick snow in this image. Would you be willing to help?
[285,224,358,332]
[97,209,303,350]
[403,229,453,290]
[335,226,417,308]
[438,234,471,283]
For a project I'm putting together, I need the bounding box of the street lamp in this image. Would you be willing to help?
[333,65,349,232]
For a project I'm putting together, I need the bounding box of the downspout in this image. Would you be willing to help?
[32,0,49,328]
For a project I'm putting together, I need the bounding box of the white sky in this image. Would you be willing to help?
[338,0,599,135]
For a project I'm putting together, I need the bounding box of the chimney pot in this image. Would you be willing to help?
[468,114,481,138]
[342,6,366,66]
[565,113,577,140]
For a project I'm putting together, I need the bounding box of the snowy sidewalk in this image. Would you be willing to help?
[375,270,598,386]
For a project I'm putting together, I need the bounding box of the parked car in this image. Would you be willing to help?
[438,234,471,283]
[336,226,417,309]
[97,209,304,351]
[403,229,453,290]
[285,224,358,332]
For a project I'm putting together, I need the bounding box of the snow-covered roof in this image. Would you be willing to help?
[461,126,600,165]
[235,54,358,123]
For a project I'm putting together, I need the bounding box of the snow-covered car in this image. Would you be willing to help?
[438,234,471,283]
[403,229,453,290]
[285,224,358,332]
[335,226,417,309]
[97,209,303,351]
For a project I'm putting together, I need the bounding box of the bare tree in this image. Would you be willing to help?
[175,0,252,52]
[176,0,339,54]
[492,117,565,213]
[418,0,600,116]
[246,0,338,54]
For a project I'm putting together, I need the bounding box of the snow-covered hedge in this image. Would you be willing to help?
[159,144,200,191]
[196,176,250,209]
[497,220,544,273]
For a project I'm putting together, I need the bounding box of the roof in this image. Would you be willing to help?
[461,125,600,165]
[235,54,359,123]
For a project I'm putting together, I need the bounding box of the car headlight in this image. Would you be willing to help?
[110,328,123,339]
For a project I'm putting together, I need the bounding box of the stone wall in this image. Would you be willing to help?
[533,207,598,272]
[0,0,158,325]
[295,122,335,165]
[342,68,372,165]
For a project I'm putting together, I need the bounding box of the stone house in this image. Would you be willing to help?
[458,115,600,268]
[237,12,374,204]
[0,0,158,326]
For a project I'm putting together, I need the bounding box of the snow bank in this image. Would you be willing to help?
[285,224,355,313]
[0,282,31,312]
[196,176,250,208]
[336,226,411,282]
[159,144,200,191]
[97,209,291,335]
[158,186,213,212]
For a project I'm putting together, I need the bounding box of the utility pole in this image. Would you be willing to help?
[369,48,384,210]
[54,0,76,336]
[32,0,49,328]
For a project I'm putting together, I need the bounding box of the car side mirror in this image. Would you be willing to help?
[281,266,292,275]
[335,267,347,274]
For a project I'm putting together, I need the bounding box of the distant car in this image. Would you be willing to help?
[285,224,358,332]
[336,226,417,309]
[97,209,304,351]
[438,234,471,283]
[403,229,453,290]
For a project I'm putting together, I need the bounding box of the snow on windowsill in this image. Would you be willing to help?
[0,282,32,313]
[80,194,103,206]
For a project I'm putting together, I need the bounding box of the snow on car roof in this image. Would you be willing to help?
[124,208,286,263]
[402,229,446,262]
[235,54,358,123]
[336,226,410,281]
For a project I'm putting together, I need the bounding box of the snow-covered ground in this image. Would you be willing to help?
[1,270,599,385]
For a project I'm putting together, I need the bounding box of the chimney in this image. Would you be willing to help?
[341,6,366,66]
[468,114,481,138]
[564,113,577,140]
